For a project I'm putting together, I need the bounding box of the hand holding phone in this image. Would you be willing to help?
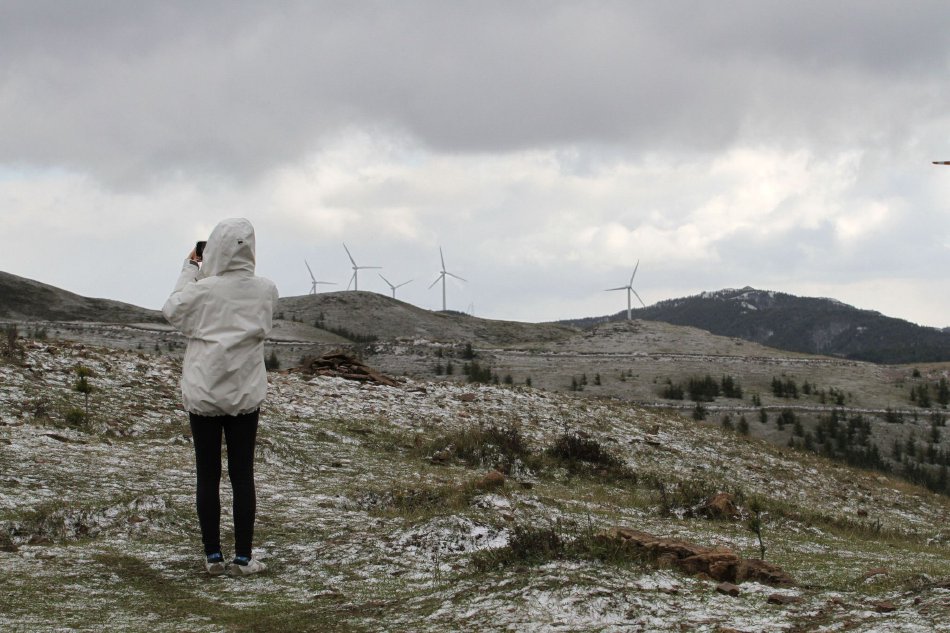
[193,241,207,263]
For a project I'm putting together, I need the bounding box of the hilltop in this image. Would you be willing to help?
[0,271,163,324]
[277,291,576,346]
[563,287,950,364]
[2,337,950,631]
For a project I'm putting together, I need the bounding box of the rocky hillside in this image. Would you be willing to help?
[0,271,162,324]
[2,335,949,632]
[564,287,950,364]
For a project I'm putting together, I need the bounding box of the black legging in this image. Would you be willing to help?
[189,410,259,558]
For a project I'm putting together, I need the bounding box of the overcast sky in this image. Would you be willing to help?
[2,1,950,327]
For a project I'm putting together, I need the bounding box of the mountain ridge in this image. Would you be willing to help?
[561,286,950,364]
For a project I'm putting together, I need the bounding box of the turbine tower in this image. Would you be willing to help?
[343,243,381,291]
[379,274,412,299]
[605,260,645,321]
[428,247,465,311]
[305,260,335,295]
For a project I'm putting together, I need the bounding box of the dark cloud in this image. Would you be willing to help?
[2,1,949,184]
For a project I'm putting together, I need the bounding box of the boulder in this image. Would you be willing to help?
[700,492,741,520]
[716,582,741,597]
[767,593,802,605]
[478,470,506,490]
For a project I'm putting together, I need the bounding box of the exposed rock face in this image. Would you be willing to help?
[598,527,795,587]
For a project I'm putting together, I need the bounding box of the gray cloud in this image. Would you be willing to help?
[2,1,950,327]
[2,1,949,185]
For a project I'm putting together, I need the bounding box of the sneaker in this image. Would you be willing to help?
[205,552,226,576]
[229,556,266,576]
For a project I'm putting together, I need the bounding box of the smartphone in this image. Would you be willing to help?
[195,241,207,260]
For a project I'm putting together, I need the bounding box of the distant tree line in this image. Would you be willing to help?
[663,375,742,402]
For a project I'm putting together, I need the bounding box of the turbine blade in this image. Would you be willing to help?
[630,260,639,284]
[343,243,357,266]
[305,259,315,281]
[604,286,627,292]
[632,289,646,307]
[396,280,412,288]
[378,273,394,289]
[445,272,466,282]
[347,272,356,290]
[428,274,443,289]
[439,247,446,271]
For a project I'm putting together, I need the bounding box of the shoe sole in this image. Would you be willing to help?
[206,562,226,576]
[228,563,266,576]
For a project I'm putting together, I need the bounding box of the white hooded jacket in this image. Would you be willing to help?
[162,218,279,417]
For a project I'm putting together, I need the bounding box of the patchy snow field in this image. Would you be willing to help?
[1,340,950,632]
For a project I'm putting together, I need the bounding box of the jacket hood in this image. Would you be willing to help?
[200,218,256,278]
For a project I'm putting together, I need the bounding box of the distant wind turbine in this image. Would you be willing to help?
[343,243,381,291]
[379,274,412,299]
[428,247,465,311]
[605,260,646,321]
[305,260,336,295]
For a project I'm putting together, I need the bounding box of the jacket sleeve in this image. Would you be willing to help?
[162,260,205,337]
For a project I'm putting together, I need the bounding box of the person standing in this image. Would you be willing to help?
[163,218,279,576]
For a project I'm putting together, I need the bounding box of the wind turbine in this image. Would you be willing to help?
[379,274,412,299]
[605,260,646,321]
[428,247,465,311]
[342,243,381,291]
[305,260,336,295]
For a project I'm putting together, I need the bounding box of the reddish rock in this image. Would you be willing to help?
[457,393,477,402]
[737,559,796,587]
[478,470,506,490]
[599,527,794,586]
[767,593,803,605]
[874,600,897,613]
[701,492,741,520]
[716,582,741,597]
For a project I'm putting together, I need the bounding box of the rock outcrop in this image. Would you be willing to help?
[598,527,795,587]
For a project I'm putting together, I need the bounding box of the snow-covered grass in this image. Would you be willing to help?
[2,339,950,632]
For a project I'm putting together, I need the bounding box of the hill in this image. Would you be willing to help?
[277,291,577,345]
[2,338,949,631]
[0,271,162,324]
[563,287,950,364]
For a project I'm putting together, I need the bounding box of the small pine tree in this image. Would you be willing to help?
[265,350,281,371]
[525,376,532,387]
[73,365,94,419]
[721,415,734,431]
[747,498,767,560]
[737,416,750,436]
